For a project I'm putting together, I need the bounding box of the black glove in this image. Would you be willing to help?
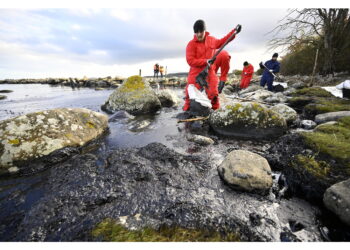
[207,58,215,66]
[235,24,242,34]
[218,81,225,94]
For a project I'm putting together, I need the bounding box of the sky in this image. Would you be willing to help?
[0,1,339,79]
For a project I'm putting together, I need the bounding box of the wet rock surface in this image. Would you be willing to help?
[1,84,349,242]
[323,179,350,226]
[1,143,322,242]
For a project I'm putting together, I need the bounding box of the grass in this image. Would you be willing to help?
[91,219,240,242]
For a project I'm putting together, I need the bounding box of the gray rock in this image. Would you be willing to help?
[300,120,317,129]
[0,108,108,175]
[323,179,350,226]
[218,150,273,193]
[128,119,151,131]
[209,102,287,139]
[102,75,161,115]
[265,93,287,104]
[187,134,214,145]
[314,121,337,130]
[270,104,298,124]
[156,89,180,107]
[315,111,350,124]
[0,90,13,93]
[240,89,274,102]
[238,85,263,95]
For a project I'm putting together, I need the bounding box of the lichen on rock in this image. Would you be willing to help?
[0,108,108,175]
[209,102,287,139]
[102,75,161,115]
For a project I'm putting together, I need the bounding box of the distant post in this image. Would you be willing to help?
[139,69,141,76]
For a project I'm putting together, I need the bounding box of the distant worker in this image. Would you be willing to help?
[183,19,241,111]
[154,63,159,78]
[240,61,254,89]
[159,65,164,78]
[213,50,231,94]
[259,53,280,91]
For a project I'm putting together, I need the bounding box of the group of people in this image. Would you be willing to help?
[183,19,280,113]
[153,63,166,78]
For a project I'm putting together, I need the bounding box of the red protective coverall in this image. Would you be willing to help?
[214,50,231,82]
[184,30,236,111]
[240,64,254,89]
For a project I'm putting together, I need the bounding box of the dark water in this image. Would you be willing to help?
[0,84,349,241]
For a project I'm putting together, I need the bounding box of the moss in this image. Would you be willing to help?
[300,117,350,174]
[304,97,350,115]
[119,75,146,93]
[293,87,333,98]
[8,139,20,145]
[288,96,313,108]
[91,219,240,242]
[292,154,330,179]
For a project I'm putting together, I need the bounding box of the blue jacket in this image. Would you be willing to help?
[262,59,280,79]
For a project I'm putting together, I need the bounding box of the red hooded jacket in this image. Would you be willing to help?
[186,30,236,85]
[242,64,254,79]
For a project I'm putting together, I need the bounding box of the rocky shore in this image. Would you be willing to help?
[0,74,350,242]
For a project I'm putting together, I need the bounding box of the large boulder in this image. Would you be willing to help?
[270,104,298,124]
[323,179,350,226]
[217,150,273,193]
[102,75,161,115]
[156,89,181,107]
[209,102,287,139]
[0,108,108,175]
[315,111,350,124]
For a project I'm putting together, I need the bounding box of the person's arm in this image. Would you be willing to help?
[213,29,236,49]
[246,65,254,76]
[273,62,280,73]
[186,42,207,67]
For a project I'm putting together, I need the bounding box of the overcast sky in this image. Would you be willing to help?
[0,8,290,79]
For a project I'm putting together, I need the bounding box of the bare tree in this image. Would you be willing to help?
[268,8,350,75]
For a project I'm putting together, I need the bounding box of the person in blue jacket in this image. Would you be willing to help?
[259,53,280,91]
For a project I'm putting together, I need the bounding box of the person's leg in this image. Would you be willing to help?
[260,74,267,88]
[183,83,191,111]
[206,70,220,110]
[213,50,230,82]
[267,79,274,91]
[240,77,245,89]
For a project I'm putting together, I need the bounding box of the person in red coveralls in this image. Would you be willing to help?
[214,50,231,94]
[183,20,241,111]
[240,61,254,89]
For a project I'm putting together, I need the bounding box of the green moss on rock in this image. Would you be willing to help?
[91,219,240,242]
[300,117,350,175]
[292,155,330,179]
[293,87,333,98]
[304,98,350,117]
[119,75,145,93]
